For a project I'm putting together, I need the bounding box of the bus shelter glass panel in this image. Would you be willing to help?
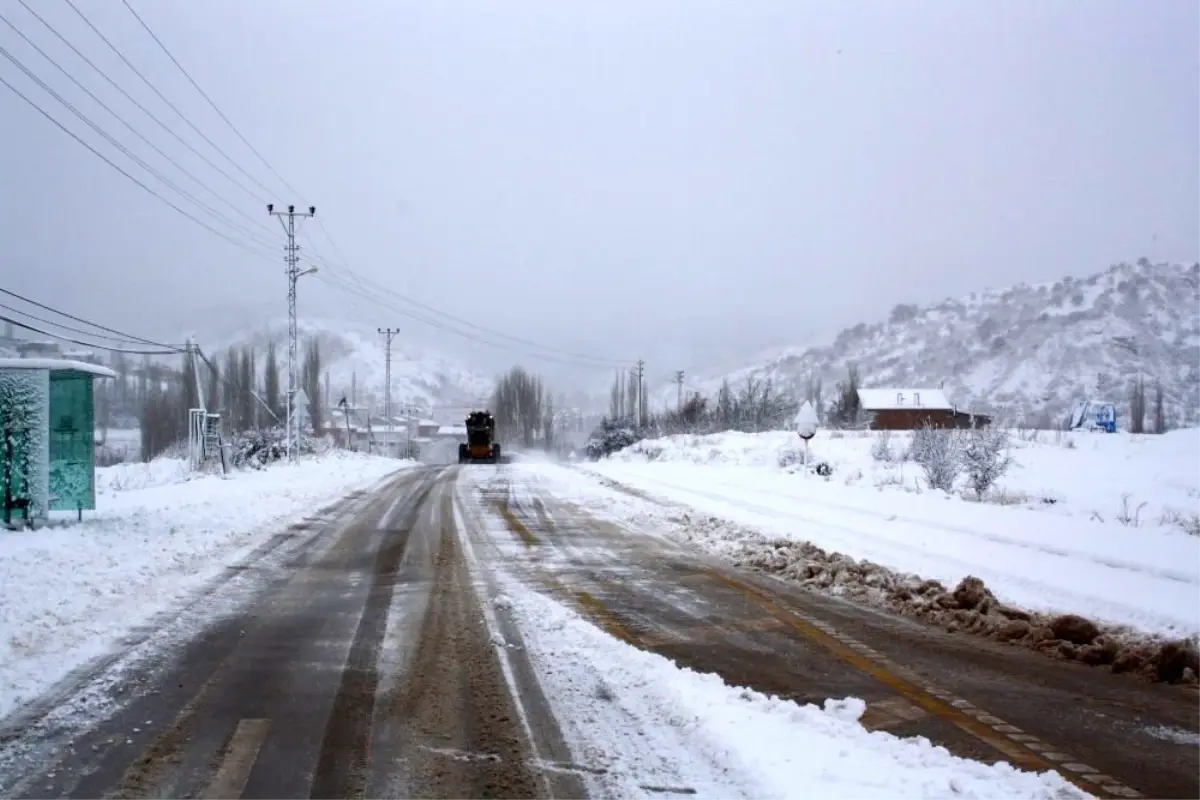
[1,368,50,519]
[48,371,95,511]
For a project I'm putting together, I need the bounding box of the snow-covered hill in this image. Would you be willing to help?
[665,259,1200,427]
[199,318,494,419]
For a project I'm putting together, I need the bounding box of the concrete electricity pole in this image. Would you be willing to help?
[674,370,685,411]
[378,327,399,456]
[268,203,316,463]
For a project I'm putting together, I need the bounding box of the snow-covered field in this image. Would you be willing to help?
[0,452,407,721]
[484,567,1085,799]
[565,428,1200,641]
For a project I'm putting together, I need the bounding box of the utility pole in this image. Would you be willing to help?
[401,403,416,454]
[628,367,638,422]
[635,359,646,427]
[378,327,399,457]
[268,203,316,463]
[674,370,685,411]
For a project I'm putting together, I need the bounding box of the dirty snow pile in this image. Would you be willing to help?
[0,451,407,721]
[581,428,1200,641]
[491,575,1087,800]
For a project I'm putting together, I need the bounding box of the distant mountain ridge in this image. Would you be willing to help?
[665,259,1200,427]
[200,318,494,420]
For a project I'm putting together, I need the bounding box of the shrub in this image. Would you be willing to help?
[911,422,961,492]
[961,426,1013,498]
[870,431,894,462]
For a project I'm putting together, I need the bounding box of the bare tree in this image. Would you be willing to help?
[626,368,638,424]
[738,376,761,430]
[1129,376,1146,434]
[264,341,280,420]
[139,367,186,461]
[805,374,824,423]
[715,379,734,429]
[180,348,200,419]
[205,359,220,415]
[828,363,862,428]
[490,366,548,448]
[1153,379,1166,434]
[240,347,256,431]
[543,394,555,451]
[301,337,323,434]
[870,430,893,462]
[222,347,240,429]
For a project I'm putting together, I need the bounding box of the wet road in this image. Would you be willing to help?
[0,466,579,800]
[470,466,1198,800]
[0,462,1195,799]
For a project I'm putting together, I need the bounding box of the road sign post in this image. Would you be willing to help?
[794,400,818,469]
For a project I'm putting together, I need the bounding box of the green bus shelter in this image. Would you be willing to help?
[0,358,116,524]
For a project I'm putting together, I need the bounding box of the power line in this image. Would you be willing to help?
[0,301,186,346]
[118,0,304,202]
[0,11,278,242]
[0,42,279,252]
[315,266,624,369]
[0,72,281,262]
[303,234,628,367]
[0,314,180,355]
[13,0,271,206]
[14,0,625,372]
[0,286,183,349]
[312,269,613,368]
[60,0,278,202]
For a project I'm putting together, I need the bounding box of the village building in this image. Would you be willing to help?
[857,388,991,430]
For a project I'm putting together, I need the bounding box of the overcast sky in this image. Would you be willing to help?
[1,0,1196,383]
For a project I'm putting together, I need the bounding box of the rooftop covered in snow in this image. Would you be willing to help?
[0,358,117,379]
[857,388,951,411]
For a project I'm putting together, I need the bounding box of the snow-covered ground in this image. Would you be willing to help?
[0,452,408,721]
[558,428,1200,640]
[481,561,1086,799]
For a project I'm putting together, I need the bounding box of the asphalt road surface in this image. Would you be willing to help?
[0,464,1195,799]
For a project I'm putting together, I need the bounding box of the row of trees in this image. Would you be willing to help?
[654,376,801,436]
[139,338,323,462]
[489,366,556,449]
[1127,375,1168,435]
[608,369,648,428]
[589,373,808,459]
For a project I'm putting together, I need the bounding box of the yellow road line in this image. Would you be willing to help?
[708,569,1140,799]
[494,500,539,548]
[492,497,1144,799]
[200,718,272,800]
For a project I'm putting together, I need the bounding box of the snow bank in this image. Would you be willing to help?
[0,452,408,721]
[588,429,1200,640]
[95,457,192,493]
[494,574,1086,800]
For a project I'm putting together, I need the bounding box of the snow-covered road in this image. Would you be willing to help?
[2,454,1195,798]
[456,463,1191,799]
[0,452,409,721]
